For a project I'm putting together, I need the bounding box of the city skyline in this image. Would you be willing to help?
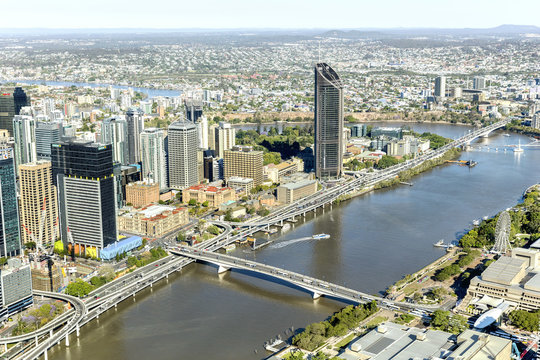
[1,0,539,30]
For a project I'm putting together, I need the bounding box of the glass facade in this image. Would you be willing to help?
[314,63,344,179]
[0,88,30,135]
[0,149,21,257]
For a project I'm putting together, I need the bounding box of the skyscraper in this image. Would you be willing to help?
[36,121,62,160]
[0,87,30,135]
[101,116,129,165]
[197,115,209,149]
[126,107,144,164]
[51,140,117,257]
[184,99,203,122]
[314,63,344,179]
[0,148,21,257]
[18,161,58,247]
[215,122,236,158]
[167,121,198,189]
[434,76,446,98]
[140,128,167,191]
[12,115,37,172]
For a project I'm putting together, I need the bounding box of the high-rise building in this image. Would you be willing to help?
[473,76,486,90]
[12,115,37,171]
[197,116,209,149]
[0,259,33,321]
[184,99,203,122]
[314,63,344,179]
[101,116,129,165]
[0,87,30,135]
[224,145,263,185]
[0,148,22,257]
[35,121,62,160]
[167,121,198,189]
[18,161,58,247]
[215,122,236,158]
[140,128,167,191]
[126,107,144,165]
[434,76,446,98]
[51,140,117,257]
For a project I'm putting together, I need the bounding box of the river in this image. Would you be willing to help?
[48,124,539,360]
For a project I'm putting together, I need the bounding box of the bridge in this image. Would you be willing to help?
[171,246,439,312]
[3,118,512,359]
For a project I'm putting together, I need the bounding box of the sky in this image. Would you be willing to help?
[1,0,539,30]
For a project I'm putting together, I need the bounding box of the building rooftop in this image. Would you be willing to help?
[280,179,316,191]
[186,184,232,193]
[481,256,526,285]
[228,176,254,184]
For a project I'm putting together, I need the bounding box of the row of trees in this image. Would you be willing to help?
[435,250,480,282]
[430,310,468,334]
[292,302,378,351]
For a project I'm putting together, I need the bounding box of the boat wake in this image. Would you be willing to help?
[268,237,314,249]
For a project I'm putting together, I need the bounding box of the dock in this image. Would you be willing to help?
[252,240,274,251]
[445,160,477,167]
[399,181,413,186]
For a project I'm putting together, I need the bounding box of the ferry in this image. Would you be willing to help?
[281,223,291,232]
[268,228,278,235]
[503,134,511,137]
[224,244,236,252]
[312,233,330,240]
[472,219,480,226]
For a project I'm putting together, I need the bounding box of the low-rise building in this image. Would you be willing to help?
[277,179,317,204]
[117,205,189,238]
[227,176,254,194]
[31,261,63,292]
[182,184,236,208]
[468,247,540,311]
[343,322,511,360]
[125,181,160,208]
[263,158,304,183]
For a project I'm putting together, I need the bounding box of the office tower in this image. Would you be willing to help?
[18,161,58,247]
[434,76,446,98]
[215,122,236,158]
[51,140,117,256]
[0,148,21,257]
[224,145,263,185]
[0,87,30,135]
[12,115,37,172]
[126,107,144,164]
[184,99,203,122]
[101,116,129,165]
[120,93,132,109]
[204,156,223,182]
[473,76,486,90]
[314,63,344,179]
[0,259,33,321]
[197,115,209,149]
[35,121,62,160]
[167,121,198,189]
[208,123,218,151]
[140,128,167,191]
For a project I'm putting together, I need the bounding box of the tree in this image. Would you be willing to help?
[207,225,220,235]
[376,155,399,169]
[177,232,186,242]
[65,279,94,298]
[188,199,197,206]
[263,152,281,165]
[509,310,540,332]
[24,242,37,250]
[202,201,209,207]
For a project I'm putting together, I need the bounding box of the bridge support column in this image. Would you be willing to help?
[166,273,169,279]
[280,220,283,226]
[76,325,80,337]
[44,350,48,360]
[115,303,118,309]
[50,329,53,338]
[35,334,39,345]
[303,212,305,218]
[267,224,270,231]
[312,292,322,300]
[150,282,153,288]
[65,334,70,347]
[218,265,230,274]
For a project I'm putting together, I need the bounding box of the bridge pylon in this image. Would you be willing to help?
[312,292,322,300]
[218,265,231,274]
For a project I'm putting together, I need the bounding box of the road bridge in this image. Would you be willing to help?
[171,246,438,313]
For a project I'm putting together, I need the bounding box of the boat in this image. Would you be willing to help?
[503,134,511,137]
[433,239,444,247]
[514,140,523,153]
[268,228,278,234]
[482,216,489,221]
[224,244,236,252]
[472,219,480,226]
[312,233,330,240]
[281,223,291,232]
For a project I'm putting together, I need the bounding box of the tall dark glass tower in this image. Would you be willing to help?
[184,99,203,122]
[314,63,343,179]
[51,140,116,257]
[0,87,30,135]
[0,148,21,257]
